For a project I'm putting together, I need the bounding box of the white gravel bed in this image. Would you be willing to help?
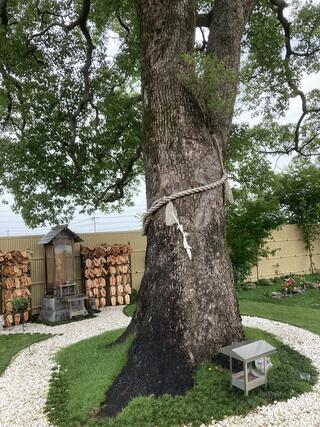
[207,316,320,427]
[1,314,319,427]
[0,306,130,427]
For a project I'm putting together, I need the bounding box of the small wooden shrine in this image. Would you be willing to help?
[38,225,87,322]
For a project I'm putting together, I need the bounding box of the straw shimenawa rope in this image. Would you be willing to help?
[142,135,233,258]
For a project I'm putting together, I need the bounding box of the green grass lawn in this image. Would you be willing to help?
[126,298,320,336]
[46,327,317,427]
[123,303,136,318]
[124,274,320,335]
[238,274,320,306]
[238,274,320,335]
[240,300,320,335]
[0,333,51,375]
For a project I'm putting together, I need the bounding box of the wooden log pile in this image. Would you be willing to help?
[0,250,32,327]
[82,244,132,308]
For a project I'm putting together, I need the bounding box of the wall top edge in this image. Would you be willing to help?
[0,229,145,241]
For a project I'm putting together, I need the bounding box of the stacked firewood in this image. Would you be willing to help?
[83,255,107,309]
[106,244,132,306]
[1,250,32,327]
[82,244,132,308]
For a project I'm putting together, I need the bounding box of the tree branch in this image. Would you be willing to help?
[196,26,207,52]
[4,89,12,123]
[28,0,92,42]
[270,0,320,156]
[0,65,26,132]
[73,0,95,111]
[206,0,256,145]
[91,145,143,207]
[0,0,8,26]
[28,0,96,171]
[270,0,320,58]
[66,0,91,31]
[260,147,319,157]
[28,22,65,43]
[270,0,292,58]
[65,0,96,169]
[117,15,130,37]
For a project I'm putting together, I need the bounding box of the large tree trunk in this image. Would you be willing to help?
[101,0,255,417]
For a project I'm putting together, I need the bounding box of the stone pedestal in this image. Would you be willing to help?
[39,296,88,322]
[39,297,71,322]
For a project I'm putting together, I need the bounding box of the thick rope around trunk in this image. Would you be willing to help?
[142,135,232,235]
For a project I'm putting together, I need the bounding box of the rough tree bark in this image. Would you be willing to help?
[101,0,256,417]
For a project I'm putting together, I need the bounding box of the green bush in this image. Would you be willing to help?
[227,197,284,286]
[11,297,29,312]
[255,278,272,287]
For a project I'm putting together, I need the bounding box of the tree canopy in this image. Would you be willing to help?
[0,0,142,226]
[0,0,320,227]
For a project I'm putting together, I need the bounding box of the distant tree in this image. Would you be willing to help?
[227,196,284,285]
[278,159,320,273]
[225,125,284,284]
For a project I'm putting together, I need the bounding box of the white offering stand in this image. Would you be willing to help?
[220,340,276,396]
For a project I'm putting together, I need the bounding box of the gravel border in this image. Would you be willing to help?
[0,306,130,427]
[0,314,319,427]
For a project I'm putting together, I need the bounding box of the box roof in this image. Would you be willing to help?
[38,225,83,245]
[220,340,276,362]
